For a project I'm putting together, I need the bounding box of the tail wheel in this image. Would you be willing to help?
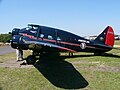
[26,55,36,65]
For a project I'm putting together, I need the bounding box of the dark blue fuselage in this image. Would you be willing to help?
[11,24,112,53]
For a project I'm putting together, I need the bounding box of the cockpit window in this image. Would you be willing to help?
[48,35,53,40]
[26,25,39,30]
[30,30,37,34]
[25,25,38,37]
[28,30,37,37]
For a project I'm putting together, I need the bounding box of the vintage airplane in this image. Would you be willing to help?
[10,24,115,64]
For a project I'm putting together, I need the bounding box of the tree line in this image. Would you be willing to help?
[0,34,12,43]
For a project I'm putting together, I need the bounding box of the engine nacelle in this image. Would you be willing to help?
[11,35,21,49]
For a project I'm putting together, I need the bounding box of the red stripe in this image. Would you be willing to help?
[23,34,37,39]
[23,34,80,47]
[43,38,56,43]
[38,37,80,47]
[60,41,80,47]
[58,47,77,52]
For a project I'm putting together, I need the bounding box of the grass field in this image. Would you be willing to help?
[0,41,120,90]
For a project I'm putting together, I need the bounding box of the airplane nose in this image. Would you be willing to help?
[11,35,21,49]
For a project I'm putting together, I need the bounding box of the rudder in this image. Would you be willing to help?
[94,26,115,47]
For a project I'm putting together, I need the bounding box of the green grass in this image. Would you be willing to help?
[0,50,31,63]
[115,40,120,45]
[0,68,58,90]
[81,71,120,90]
[1,68,119,90]
[0,43,120,90]
[0,53,16,63]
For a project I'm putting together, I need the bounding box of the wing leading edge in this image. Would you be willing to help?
[22,37,77,53]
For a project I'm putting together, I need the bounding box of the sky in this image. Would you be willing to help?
[0,0,120,36]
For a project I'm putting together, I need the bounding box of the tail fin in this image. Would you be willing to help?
[94,26,115,47]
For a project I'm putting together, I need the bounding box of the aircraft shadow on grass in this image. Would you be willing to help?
[68,53,120,58]
[0,87,2,90]
[58,53,120,58]
[102,53,120,58]
[32,52,120,89]
[34,53,89,89]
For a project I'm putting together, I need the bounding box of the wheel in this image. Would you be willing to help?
[26,55,36,65]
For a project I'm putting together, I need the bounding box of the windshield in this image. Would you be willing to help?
[26,25,39,30]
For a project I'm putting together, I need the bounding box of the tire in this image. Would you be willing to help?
[26,55,36,65]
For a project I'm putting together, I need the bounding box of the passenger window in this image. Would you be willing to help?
[57,37,61,41]
[40,34,44,38]
[48,35,53,40]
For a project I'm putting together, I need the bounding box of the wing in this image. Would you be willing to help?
[22,37,77,53]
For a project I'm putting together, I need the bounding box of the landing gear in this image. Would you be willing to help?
[26,50,39,65]
[26,55,36,65]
